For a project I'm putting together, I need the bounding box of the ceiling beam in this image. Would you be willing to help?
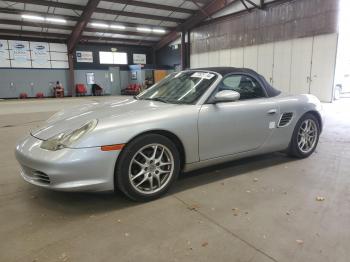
[0,8,174,29]
[155,0,238,49]
[0,19,164,38]
[0,19,72,30]
[245,0,261,8]
[260,0,265,8]
[81,35,155,45]
[0,28,67,39]
[0,7,80,21]
[0,28,156,45]
[7,0,184,23]
[68,0,101,53]
[84,27,161,37]
[239,0,249,10]
[103,0,195,14]
[185,0,210,4]
[94,8,183,23]
[178,0,238,31]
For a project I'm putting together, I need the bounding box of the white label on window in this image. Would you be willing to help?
[191,72,215,79]
[269,121,276,129]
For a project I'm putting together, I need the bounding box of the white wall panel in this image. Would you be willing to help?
[49,43,68,53]
[190,33,337,102]
[208,50,220,66]
[8,40,31,68]
[290,37,313,95]
[219,49,231,66]
[310,33,338,102]
[51,61,69,69]
[257,43,274,84]
[243,45,258,70]
[190,53,199,68]
[50,52,68,61]
[0,40,10,67]
[230,48,243,67]
[30,42,51,68]
[273,40,292,93]
[198,52,209,67]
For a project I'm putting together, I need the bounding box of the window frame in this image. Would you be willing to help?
[205,72,268,104]
[99,51,128,65]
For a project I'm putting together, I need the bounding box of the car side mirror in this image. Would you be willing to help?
[214,90,240,103]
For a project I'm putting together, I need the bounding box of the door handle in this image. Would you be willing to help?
[267,109,277,115]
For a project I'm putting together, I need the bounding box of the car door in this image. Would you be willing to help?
[198,74,279,161]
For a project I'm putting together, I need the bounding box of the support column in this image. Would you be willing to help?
[152,47,157,69]
[68,52,75,97]
[180,31,187,70]
[187,30,191,68]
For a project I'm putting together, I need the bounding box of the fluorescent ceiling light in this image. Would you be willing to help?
[91,23,109,28]
[21,14,45,21]
[137,27,152,32]
[110,25,126,30]
[46,17,66,23]
[152,28,166,34]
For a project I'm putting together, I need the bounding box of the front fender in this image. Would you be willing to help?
[73,105,201,164]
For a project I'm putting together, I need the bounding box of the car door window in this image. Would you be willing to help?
[219,75,265,100]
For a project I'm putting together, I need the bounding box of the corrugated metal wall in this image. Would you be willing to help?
[190,0,339,54]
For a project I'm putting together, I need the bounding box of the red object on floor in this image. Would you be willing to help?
[36,92,44,98]
[121,83,142,95]
[19,93,28,99]
[76,83,87,96]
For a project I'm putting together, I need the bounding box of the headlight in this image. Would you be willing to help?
[41,119,98,151]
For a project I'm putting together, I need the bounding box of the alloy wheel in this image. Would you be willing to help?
[128,143,174,194]
[297,119,318,154]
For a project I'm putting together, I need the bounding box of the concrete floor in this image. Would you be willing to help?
[0,97,349,262]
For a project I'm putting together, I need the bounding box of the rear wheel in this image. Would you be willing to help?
[115,134,180,201]
[288,113,320,158]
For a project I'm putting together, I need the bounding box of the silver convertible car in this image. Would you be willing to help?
[15,67,323,201]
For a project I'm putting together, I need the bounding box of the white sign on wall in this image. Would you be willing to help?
[86,72,95,85]
[76,51,93,63]
[31,42,50,68]
[133,53,146,64]
[9,40,31,67]
[0,39,10,67]
[0,40,68,68]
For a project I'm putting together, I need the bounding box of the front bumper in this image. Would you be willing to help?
[15,135,120,192]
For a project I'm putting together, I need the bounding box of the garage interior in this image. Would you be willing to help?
[0,0,349,261]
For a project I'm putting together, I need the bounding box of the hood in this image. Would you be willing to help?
[31,97,176,140]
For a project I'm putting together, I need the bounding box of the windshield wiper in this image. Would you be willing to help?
[143,97,169,103]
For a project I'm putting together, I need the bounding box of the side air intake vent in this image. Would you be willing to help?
[278,112,293,127]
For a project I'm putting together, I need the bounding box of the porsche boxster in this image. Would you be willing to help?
[15,67,323,201]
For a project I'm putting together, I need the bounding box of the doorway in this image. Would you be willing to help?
[334,0,350,100]
[109,67,121,95]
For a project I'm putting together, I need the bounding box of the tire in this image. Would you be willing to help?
[288,113,320,158]
[115,134,180,201]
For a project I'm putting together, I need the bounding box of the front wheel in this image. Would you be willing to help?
[288,113,320,158]
[115,134,180,201]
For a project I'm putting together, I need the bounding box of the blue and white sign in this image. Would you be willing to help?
[0,39,10,67]
[9,40,31,67]
[76,51,93,63]
[31,42,50,68]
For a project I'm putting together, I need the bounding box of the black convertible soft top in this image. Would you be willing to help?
[192,67,281,98]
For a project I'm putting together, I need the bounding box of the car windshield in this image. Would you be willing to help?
[136,71,218,104]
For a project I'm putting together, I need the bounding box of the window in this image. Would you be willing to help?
[219,74,265,100]
[99,51,127,64]
[137,71,217,104]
